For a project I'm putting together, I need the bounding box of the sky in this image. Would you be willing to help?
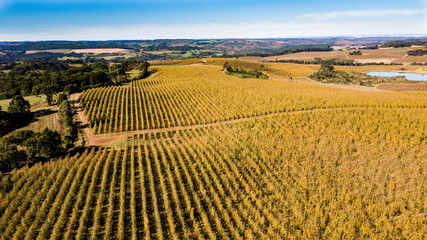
[0,0,426,41]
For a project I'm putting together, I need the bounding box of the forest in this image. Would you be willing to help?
[0,60,150,99]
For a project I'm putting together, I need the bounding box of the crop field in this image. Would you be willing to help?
[261,51,349,62]
[334,64,421,73]
[69,48,130,54]
[260,48,427,64]
[377,82,427,91]
[1,107,426,239]
[25,49,72,54]
[205,58,318,77]
[78,64,425,134]
[150,59,205,66]
[1,60,426,239]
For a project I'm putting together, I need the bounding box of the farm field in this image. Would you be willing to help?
[25,49,72,54]
[69,48,130,54]
[205,57,424,76]
[334,64,421,73]
[0,60,426,239]
[256,47,427,65]
[377,82,427,91]
[78,63,425,134]
[1,107,426,239]
[25,48,131,54]
[1,0,427,236]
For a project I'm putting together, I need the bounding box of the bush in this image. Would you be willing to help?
[225,66,268,79]
[349,50,362,55]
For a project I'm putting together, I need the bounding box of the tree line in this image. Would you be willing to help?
[267,58,403,66]
[0,41,131,52]
[382,40,427,48]
[222,45,333,58]
[0,60,151,100]
[407,49,427,56]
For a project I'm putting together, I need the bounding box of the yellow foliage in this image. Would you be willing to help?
[1,61,426,239]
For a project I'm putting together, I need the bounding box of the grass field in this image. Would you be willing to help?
[79,64,425,134]
[0,95,64,135]
[0,60,426,239]
[127,69,142,79]
[5,110,62,136]
[0,95,47,111]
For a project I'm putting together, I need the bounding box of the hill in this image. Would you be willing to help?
[0,60,426,239]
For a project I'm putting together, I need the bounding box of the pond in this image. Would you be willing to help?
[367,72,427,81]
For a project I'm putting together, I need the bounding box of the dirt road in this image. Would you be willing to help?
[72,94,369,146]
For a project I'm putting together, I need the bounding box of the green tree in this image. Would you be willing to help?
[56,92,68,105]
[319,63,335,73]
[0,119,12,136]
[0,145,27,172]
[25,127,62,159]
[42,85,56,106]
[64,84,78,96]
[138,61,151,79]
[16,130,35,143]
[7,95,31,115]
[58,100,73,127]
[62,126,74,150]
[223,61,230,70]
[33,84,56,106]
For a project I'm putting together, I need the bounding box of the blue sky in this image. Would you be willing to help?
[0,0,426,40]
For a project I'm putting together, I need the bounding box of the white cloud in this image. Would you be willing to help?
[297,9,426,20]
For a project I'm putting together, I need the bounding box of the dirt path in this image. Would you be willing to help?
[72,93,125,146]
[72,95,366,146]
[73,92,424,146]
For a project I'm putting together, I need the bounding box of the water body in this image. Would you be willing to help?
[367,72,427,81]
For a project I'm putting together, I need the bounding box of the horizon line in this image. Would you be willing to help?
[1,34,427,43]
